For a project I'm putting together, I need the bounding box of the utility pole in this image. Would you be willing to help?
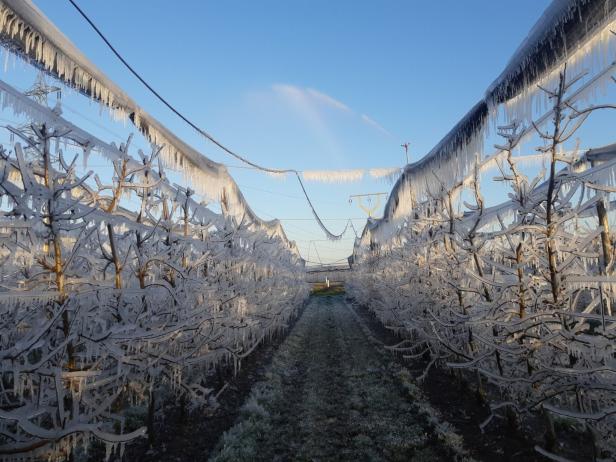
[401,142,410,165]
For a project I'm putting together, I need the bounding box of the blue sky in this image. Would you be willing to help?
[3,0,562,264]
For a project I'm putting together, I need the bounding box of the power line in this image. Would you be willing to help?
[67,0,351,240]
[67,0,290,175]
[62,104,128,142]
[252,208,333,237]
[236,183,343,206]
[236,183,309,201]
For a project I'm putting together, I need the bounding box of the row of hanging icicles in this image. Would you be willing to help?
[264,167,402,183]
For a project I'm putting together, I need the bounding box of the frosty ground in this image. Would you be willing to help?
[209,295,470,461]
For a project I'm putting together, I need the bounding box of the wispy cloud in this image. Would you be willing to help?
[272,84,391,138]
[360,114,392,137]
[271,84,342,157]
[305,88,351,113]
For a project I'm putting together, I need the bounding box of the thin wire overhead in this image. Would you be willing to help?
[66,0,355,240]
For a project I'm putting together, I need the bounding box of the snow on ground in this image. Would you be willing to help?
[209,295,473,462]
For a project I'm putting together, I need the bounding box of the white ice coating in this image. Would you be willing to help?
[0,5,312,456]
[271,167,402,184]
[258,167,402,184]
[0,105,309,458]
[368,167,402,183]
[359,0,616,249]
[347,3,616,452]
[302,169,365,183]
[0,76,301,254]
[0,0,291,244]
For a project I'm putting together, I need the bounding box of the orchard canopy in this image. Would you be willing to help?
[0,0,615,461]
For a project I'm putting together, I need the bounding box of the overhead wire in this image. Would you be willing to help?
[66,0,352,240]
[0,75,356,263]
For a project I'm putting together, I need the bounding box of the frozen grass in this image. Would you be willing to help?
[210,295,473,462]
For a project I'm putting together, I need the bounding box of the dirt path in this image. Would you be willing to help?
[209,295,470,462]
